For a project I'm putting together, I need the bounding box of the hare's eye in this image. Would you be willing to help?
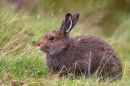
[48,36,55,40]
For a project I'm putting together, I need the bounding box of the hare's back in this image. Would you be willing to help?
[70,34,119,60]
[71,35,121,66]
[72,35,111,52]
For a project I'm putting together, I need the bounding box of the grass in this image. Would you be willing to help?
[0,3,130,86]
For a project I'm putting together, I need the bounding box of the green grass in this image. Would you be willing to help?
[0,5,130,86]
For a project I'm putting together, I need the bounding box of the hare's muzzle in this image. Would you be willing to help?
[38,41,42,51]
[38,41,42,46]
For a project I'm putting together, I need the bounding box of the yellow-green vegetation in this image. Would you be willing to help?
[0,0,130,85]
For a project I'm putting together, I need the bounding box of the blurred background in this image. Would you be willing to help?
[0,0,129,59]
[0,0,130,85]
[1,0,130,35]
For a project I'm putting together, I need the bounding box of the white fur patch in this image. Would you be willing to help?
[38,46,41,51]
[49,50,55,55]
[66,20,72,33]
[38,46,43,53]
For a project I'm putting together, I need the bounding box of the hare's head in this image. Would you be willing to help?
[38,13,79,55]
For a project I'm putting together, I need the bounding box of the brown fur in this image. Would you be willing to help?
[38,13,122,80]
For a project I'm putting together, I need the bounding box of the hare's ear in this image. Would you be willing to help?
[60,13,79,35]
[71,13,79,30]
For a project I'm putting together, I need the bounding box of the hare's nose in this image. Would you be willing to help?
[38,41,42,46]
[38,43,40,46]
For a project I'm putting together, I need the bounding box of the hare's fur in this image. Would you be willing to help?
[38,13,122,80]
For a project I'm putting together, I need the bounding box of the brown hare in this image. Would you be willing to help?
[38,13,122,80]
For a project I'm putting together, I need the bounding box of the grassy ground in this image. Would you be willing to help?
[0,4,130,86]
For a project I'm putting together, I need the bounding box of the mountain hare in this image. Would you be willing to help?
[38,13,122,80]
